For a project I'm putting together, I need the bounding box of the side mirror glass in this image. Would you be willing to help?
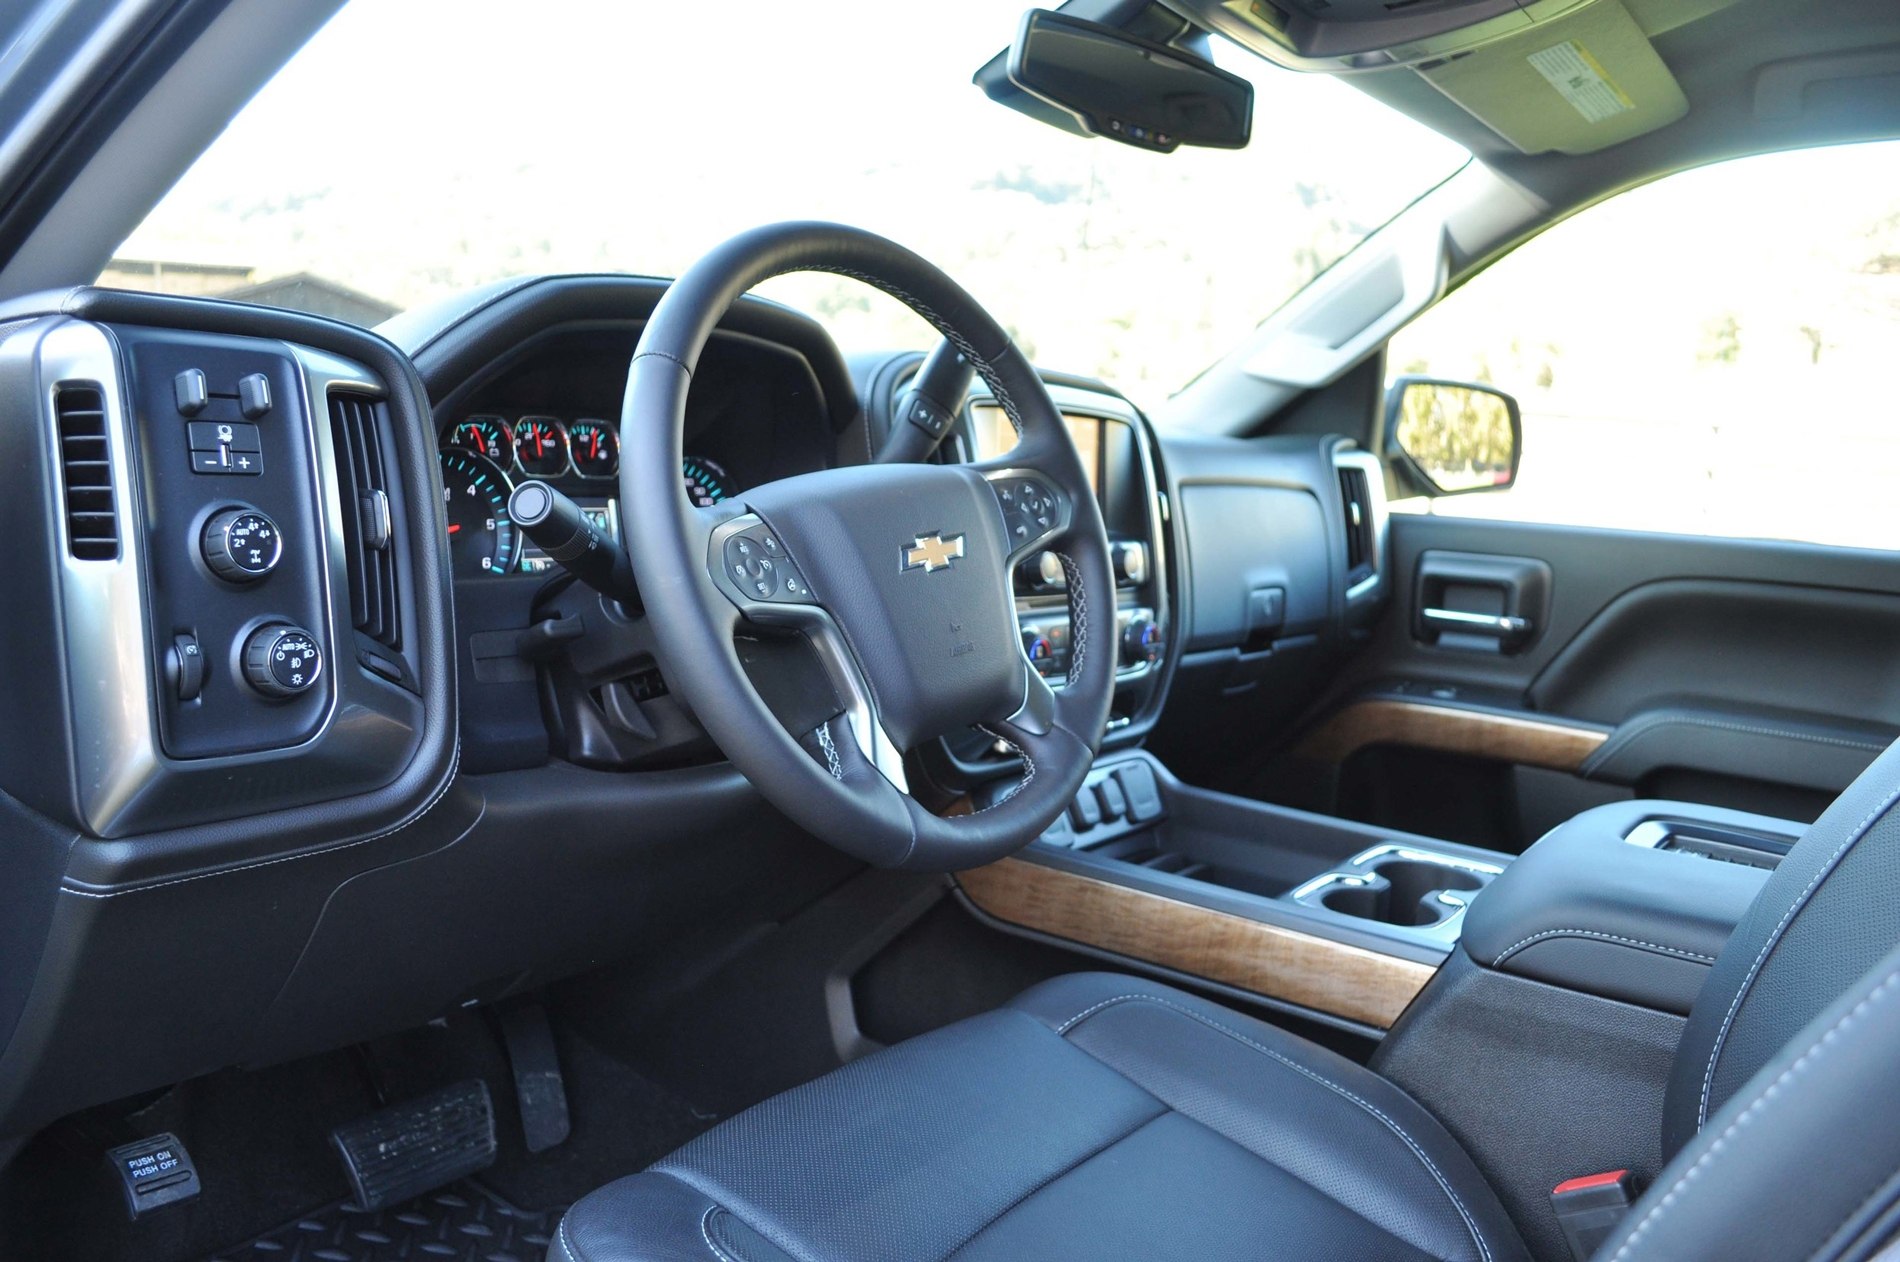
[1385,376,1522,497]
[1002,10,1252,153]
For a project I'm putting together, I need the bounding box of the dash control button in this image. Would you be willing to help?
[238,372,272,419]
[243,625,323,698]
[174,370,208,417]
[203,508,282,583]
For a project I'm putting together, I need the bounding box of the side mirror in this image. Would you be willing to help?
[1384,376,1522,497]
[1002,10,1252,154]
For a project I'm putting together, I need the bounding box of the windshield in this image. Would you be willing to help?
[108,0,1466,404]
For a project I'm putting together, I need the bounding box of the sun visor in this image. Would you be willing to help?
[1416,0,1688,153]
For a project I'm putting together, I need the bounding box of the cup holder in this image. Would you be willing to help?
[1291,846,1501,939]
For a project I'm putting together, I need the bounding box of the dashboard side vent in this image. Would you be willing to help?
[54,383,119,560]
[329,392,401,650]
[1339,464,1375,589]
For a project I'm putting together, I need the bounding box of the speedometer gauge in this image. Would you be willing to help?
[681,456,733,507]
[439,449,519,577]
[568,420,619,478]
[441,414,513,463]
[514,416,569,477]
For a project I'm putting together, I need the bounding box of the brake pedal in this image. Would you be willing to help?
[330,1079,496,1211]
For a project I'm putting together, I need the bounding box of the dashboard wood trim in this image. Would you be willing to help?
[956,857,1437,1029]
[1293,698,1609,773]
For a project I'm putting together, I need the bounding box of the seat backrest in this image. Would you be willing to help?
[1599,934,1900,1261]
[1662,736,1900,1159]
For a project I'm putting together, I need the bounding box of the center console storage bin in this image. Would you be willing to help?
[1459,800,1794,1014]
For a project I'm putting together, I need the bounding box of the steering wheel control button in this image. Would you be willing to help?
[719,524,813,605]
[166,633,205,702]
[202,508,282,582]
[238,372,273,419]
[992,476,1062,548]
[905,395,955,440]
[173,369,208,416]
[243,625,323,698]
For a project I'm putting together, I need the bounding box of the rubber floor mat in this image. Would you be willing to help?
[203,1182,560,1261]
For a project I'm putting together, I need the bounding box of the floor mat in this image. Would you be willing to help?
[203,1183,560,1262]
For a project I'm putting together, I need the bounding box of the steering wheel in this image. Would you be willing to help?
[618,222,1115,871]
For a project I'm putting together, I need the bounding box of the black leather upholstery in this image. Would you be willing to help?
[1596,936,1900,1262]
[552,974,1528,1262]
[1663,736,1900,1159]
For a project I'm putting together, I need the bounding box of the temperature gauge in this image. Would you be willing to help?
[568,420,619,479]
[514,416,569,477]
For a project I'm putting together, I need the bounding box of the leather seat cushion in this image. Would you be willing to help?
[552,973,1527,1262]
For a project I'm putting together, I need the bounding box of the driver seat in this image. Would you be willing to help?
[552,738,1900,1262]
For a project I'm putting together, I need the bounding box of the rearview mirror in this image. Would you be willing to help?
[1384,376,1522,497]
[1004,10,1252,154]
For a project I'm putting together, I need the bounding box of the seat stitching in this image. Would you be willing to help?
[699,1206,742,1262]
[1699,779,1900,1128]
[1056,993,1493,1262]
[940,1108,1171,1260]
[1609,964,1900,1262]
[557,1214,588,1262]
[1492,928,1718,967]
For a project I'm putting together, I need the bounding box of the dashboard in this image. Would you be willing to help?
[0,270,1380,1144]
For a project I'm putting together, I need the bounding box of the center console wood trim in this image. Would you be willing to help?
[1294,698,1609,772]
[957,857,1437,1029]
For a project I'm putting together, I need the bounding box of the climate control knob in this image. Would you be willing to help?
[203,508,282,583]
[242,624,323,698]
[1120,615,1160,667]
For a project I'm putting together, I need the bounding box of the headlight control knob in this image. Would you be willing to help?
[243,624,323,698]
[203,508,282,583]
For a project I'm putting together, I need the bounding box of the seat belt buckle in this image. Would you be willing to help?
[1550,1169,1635,1261]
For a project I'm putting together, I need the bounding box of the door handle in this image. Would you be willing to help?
[1421,608,1532,638]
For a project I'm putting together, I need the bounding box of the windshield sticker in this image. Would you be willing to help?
[1527,41,1636,124]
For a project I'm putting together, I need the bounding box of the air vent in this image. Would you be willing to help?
[1339,464,1375,589]
[54,383,119,560]
[329,392,401,650]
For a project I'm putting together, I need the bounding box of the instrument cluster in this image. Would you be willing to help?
[436,414,735,579]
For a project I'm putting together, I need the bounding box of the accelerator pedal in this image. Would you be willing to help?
[330,1079,496,1211]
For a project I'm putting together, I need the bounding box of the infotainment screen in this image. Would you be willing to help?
[969,403,1106,495]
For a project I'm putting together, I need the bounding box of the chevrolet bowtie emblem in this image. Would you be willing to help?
[902,532,966,573]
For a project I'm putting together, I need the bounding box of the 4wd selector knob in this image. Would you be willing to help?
[243,625,323,698]
[203,508,282,583]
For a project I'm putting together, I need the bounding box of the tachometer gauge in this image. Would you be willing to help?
[568,419,619,479]
[439,448,519,577]
[441,414,513,463]
[513,416,570,477]
[681,456,733,506]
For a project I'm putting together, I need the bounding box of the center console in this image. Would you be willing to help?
[958,751,1804,1261]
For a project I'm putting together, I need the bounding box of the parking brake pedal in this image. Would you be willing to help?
[330,1079,496,1211]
